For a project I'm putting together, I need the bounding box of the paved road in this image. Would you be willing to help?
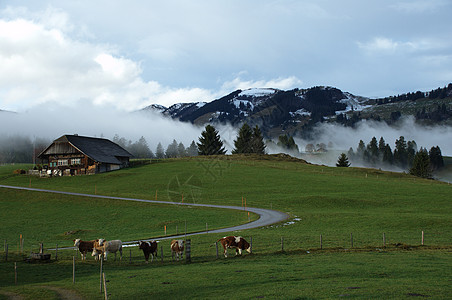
[0,184,289,245]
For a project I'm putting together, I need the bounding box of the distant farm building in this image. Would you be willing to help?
[38,134,132,176]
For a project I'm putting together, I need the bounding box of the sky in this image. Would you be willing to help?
[1,0,451,112]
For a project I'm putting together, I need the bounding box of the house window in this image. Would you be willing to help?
[58,159,68,166]
[71,158,81,165]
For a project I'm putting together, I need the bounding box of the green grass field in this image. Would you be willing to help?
[0,155,451,299]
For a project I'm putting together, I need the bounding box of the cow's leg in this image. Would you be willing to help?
[119,247,122,260]
[104,252,108,261]
[238,248,242,255]
[114,252,117,261]
[224,249,228,258]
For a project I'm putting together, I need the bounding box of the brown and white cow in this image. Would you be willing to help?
[92,239,123,261]
[170,240,184,261]
[217,236,251,258]
[74,239,98,260]
[139,240,158,263]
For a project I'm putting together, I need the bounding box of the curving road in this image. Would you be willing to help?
[0,184,289,245]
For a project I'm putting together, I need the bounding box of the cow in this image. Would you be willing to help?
[170,240,184,261]
[217,236,251,258]
[139,240,158,263]
[74,239,98,260]
[92,239,123,261]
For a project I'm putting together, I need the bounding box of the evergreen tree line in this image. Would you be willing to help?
[114,123,267,159]
[346,136,444,173]
[112,135,198,159]
[0,135,50,164]
[415,104,452,122]
[197,123,266,155]
[376,83,452,105]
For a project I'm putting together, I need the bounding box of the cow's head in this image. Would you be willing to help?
[74,239,80,247]
[178,240,184,250]
[98,238,105,246]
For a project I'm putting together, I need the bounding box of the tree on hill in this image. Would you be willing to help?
[128,136,152,158]
[186,140,198,157]
[429,146,444,170]
[251,125,266,154]
[336,153,351,167]
[166,139,179,158]
[277,134,299,152]
[232,123,253,154]
[394,136,408,168]
[155,142,165,159]
[197,125,226,155]
[410,148,432,178]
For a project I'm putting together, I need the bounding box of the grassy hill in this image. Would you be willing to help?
[0,155,451,299]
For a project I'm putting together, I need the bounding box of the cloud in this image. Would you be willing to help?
[0,103,203,151]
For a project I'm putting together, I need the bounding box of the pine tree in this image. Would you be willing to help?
[197,125,226,155]
[186,141,198,157]
[366,137,379,164]
[382,144,393,164]
[378,137,386,157]
[407,140,417,167]
[357,140,365,157]
[336,153,351,167]
[232,123,253,154]
[394,136,408,168]
[177,142,186,157]
[429,146,444,170]
[410,148,432,178]
[155,142,165,159]
[166,139,179,158]
[251,125,266,154]
[277,134,299,151]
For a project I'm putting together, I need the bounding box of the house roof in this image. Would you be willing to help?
[39,135,132,164]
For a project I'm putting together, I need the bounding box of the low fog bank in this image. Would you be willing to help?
[265,117,452,174]
[0,104,203,152]
[299,116,451,155]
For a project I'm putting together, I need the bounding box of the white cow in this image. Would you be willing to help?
[92,239,123,261]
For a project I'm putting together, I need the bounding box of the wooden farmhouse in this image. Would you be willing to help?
[38,134,132,176]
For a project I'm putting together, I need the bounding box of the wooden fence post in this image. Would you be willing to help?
[350,233,353,248]
[72,256,75,284]
[185,239,191,263]
[250,236,253,253]
[55,244,58,261]
[14,262,17,285]
[215,242,219,259]
[421,231,424,245]
[129,248,132,264]
[100,257,103,293]
[206,223,208,233]
[103,272,108,300]
[281,237,284,252]
[160,246,163,263]
[5,244,8,262]
[383,233,386,247]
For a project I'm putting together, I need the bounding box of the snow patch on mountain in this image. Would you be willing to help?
[290,108,311,117]
[232,100,255,111]
[336,92,372,114]
[239,88,277,97]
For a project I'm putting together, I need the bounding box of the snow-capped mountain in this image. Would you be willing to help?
[140,86,371,137]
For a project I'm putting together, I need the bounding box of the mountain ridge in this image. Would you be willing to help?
[140,84,452,137]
